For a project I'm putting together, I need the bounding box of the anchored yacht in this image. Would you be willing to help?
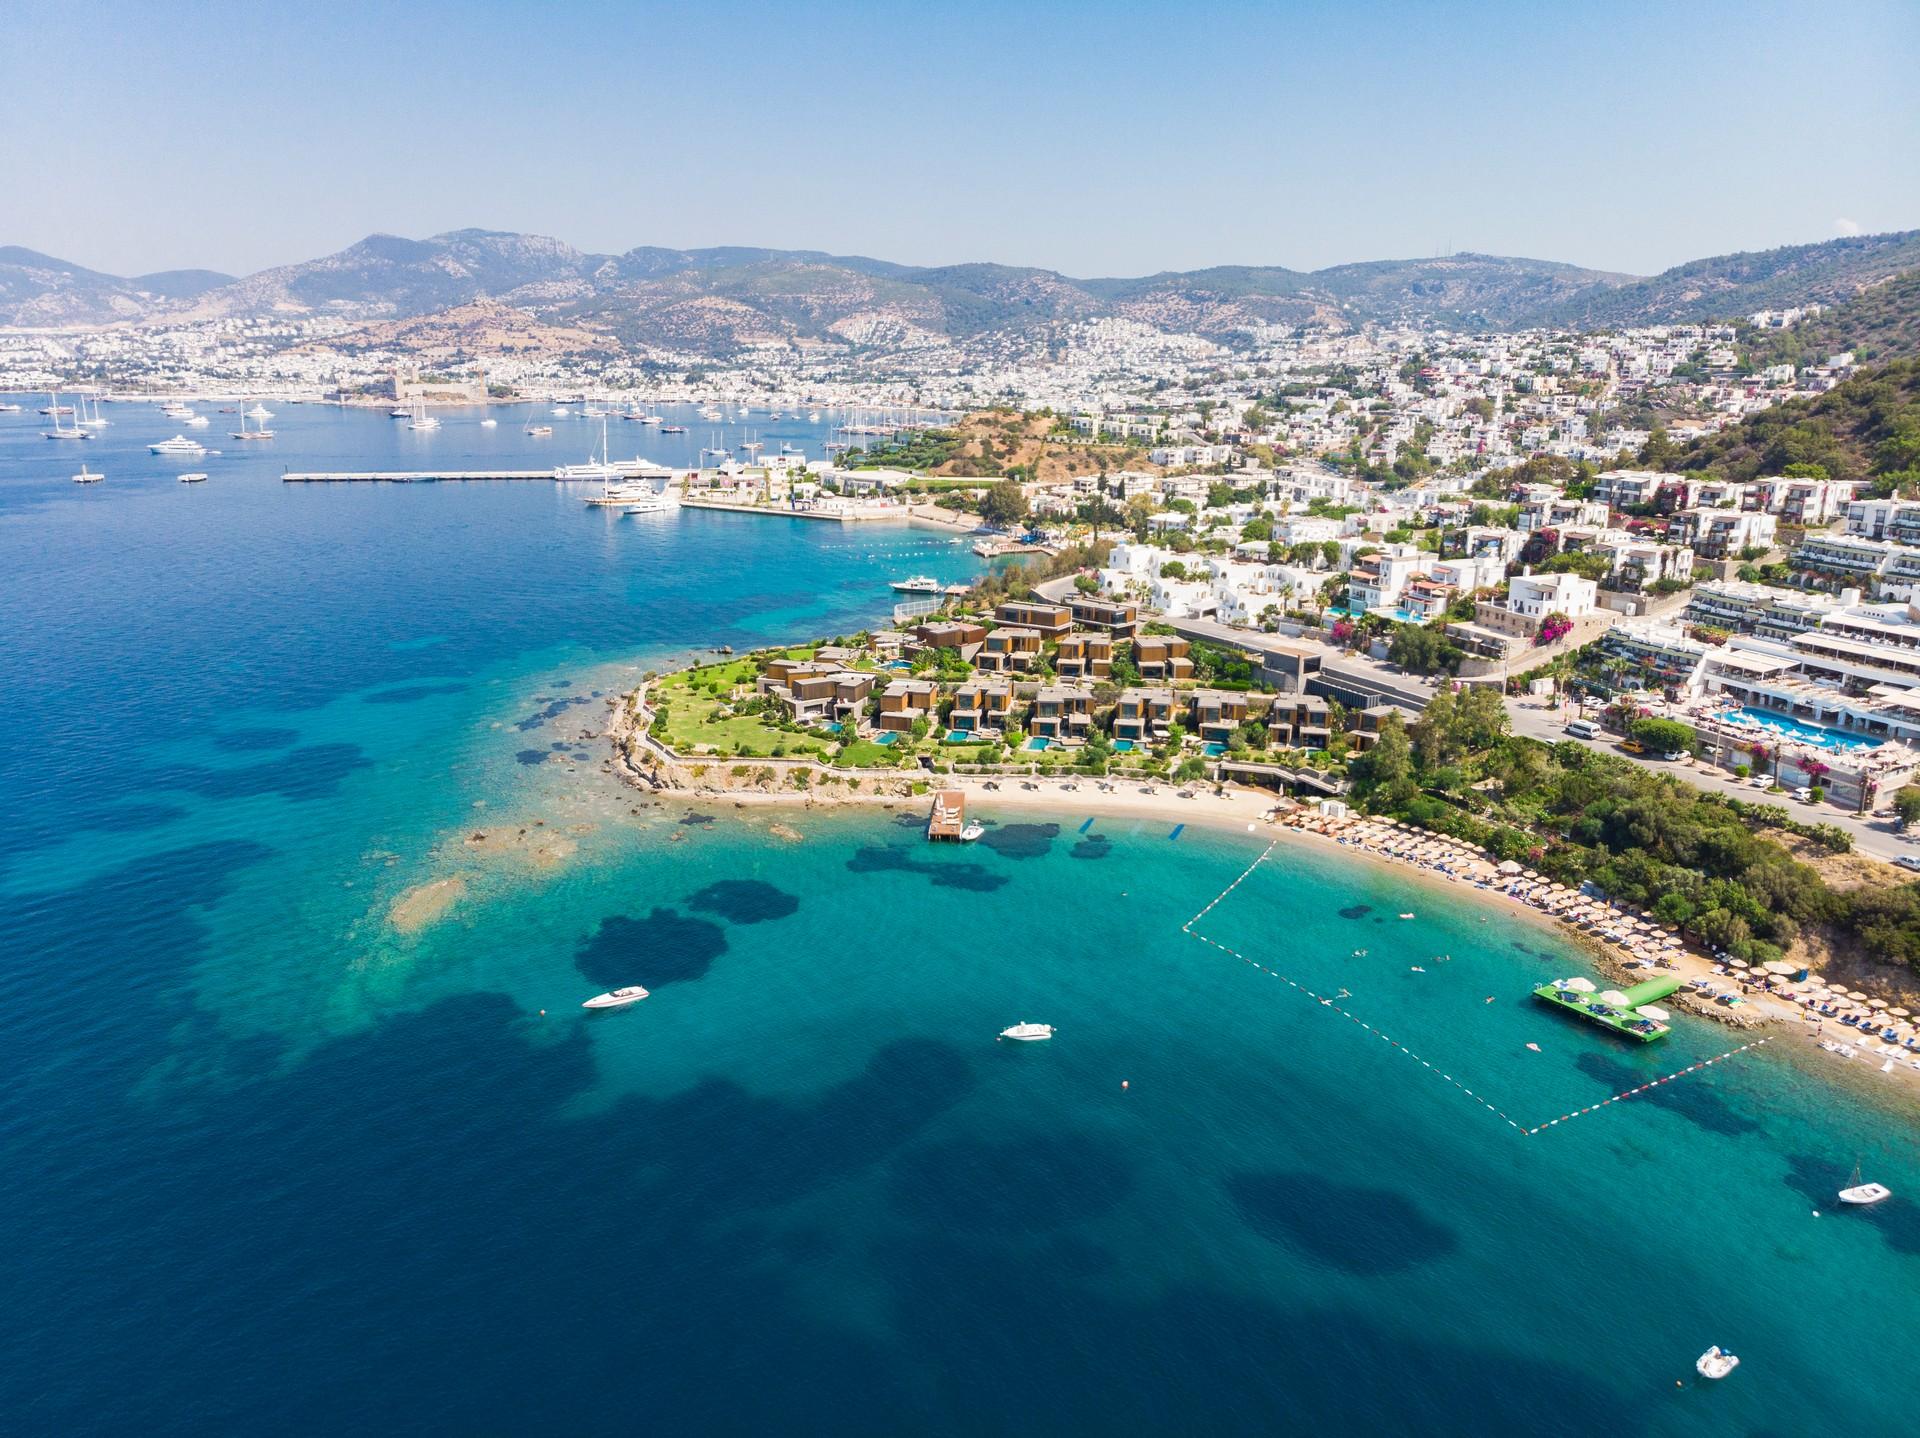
[890,576,941,593]
[178,472,208,483]
[582,986,649,1010]
[1695,1346,1739,1380]
[999,1022,1054,1042]
[1839,1163,1891,1205]
[151,435,206,455]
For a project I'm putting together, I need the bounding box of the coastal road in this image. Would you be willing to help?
[1508,697,1915,864]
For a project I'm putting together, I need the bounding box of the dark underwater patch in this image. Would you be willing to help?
[363,682,468,705]
[576,908,729,990]
[147,743,373,803]
[688,879,800,925]
[212,727,299,752]
[1226,1172,1457,1276]
[888,1133,1134,1233]
[1575,1053,1760,1136]
[1338,905,1372,920]
[679,812,717,827]
[514,749,550,765]
[1069,834,1113,861]
[514,695,592,731]
[979,822,1059,860]
[846,845,1009,892]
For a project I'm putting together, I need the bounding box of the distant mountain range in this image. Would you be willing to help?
[3,227,1917,353]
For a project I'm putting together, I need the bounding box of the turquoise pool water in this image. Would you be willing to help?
[1025,737,1052,752]
[1113,739,1135,752]
[1204,741,1228,757]
[1737,707,1881,752]
[875,732,899,746]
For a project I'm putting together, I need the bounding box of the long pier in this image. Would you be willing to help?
[283,470,560,483]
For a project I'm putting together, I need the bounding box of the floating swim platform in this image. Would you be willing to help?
[1168,824,1185,841]
[1078,817,1096,834]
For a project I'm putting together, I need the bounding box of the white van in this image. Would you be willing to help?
[1565,719,1601,741]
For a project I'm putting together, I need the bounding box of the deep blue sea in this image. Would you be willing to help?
[2,399,1916,1435]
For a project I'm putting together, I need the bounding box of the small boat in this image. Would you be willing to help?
[389,406,413,418]
[72,465,103,484]
[958,823,984,842]
[890,575,941,594]
[999,1022,1054,1042]
[526,423,553,437]
[178,472,208,483]
[1398,912,1416,920]
[660,424,687,434]
[0,400,21,412]
[1695,1346,1739,1380]
[582,986,649,1010]
[480,417,499,428]
[1839,1162,1891,1205]
[247,403,274,421]
[185,413,210,427]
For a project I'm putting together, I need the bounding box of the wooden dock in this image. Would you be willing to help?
[926,789,968,841]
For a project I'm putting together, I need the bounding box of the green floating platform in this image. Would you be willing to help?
[1532,974,1680,1043]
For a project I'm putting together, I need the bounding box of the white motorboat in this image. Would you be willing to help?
[72,465,104,484]
[178,472,208,483]
[480,417,499,427]
[1695,1346,1739,1380]
[185,413,210,427]
[890,575,941,594]
[958,823,984,842]
[999,1022,1054,1042]
[160,401,194,417]
[0,400,22,412]
[582,986,649,1010]
[151,434,206,455]
[526,423,553,437]
[247,403,274,421]
[1839,1162,1891,1205]
[624,494,677,515]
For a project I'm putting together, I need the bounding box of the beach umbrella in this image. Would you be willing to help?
[1763,959,1798,976]
[1727,958,1749,969]
[1848,991,1870,1002]
[1892,1007,1912,1018]
[1870,998,1890,1010]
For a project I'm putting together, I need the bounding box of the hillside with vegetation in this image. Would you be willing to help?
[1741,269,1920,369]
[1646,357,1920,495]
[849,409,1163,483]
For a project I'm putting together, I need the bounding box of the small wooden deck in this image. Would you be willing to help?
[926,789,967,841]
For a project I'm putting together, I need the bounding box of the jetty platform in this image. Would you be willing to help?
[285,470,557,483]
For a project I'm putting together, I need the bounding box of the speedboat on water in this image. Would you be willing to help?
[480,417,499,427]
[1695,1346,1739,1380]
[582,986,649,1010]
[999,1022,1054,1042]
[958,823,984,842]
[178,472,208,483]
[890,575,941,593]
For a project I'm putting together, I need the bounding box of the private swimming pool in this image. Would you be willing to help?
[1736,707,1882,752]
[1025,737,1052,752]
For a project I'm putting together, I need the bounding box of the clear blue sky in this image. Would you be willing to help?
[5,0,1916,280]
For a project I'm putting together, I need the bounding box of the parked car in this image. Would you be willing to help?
[1896,854,1920,872]
[1792,786,1814,802]
[1747,775,1772,789]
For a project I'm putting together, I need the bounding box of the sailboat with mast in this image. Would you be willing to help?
[407,400,440,431]
[43,392,90,440]
[230,404,275,441]
[554,415,621,482]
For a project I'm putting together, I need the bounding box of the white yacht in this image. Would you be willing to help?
[185,413,210,427]
[408,402,440,431]
[230,408,274,440]
[999,1022,1054,1042]
[1695,1346,1739,1380]
[247,403,275,421]
[0,400,22,412]
[624,492,677,516]
[151,434,207,455]
[480,417,499,428]
[637,411,663,425]
[555,416,621,482]
[807,410,822,423]
[178,472,208,483]
[890,576,941,594]
[79,395,109,428]
[72,465,104,484]
[582,986,649,1010]
[161,401,194,418]
[389,405,413,418]
[958,823,985,842]
[526,422,553,437]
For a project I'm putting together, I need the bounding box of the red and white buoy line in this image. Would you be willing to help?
[1182,840,1770,1139]
[1514,1038,1771,1135]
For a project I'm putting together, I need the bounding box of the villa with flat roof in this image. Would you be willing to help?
[1056,631,1113,680]
[1269,694,1331,751]
[949,677,1015,736]
[875,678,938,734]
[1134,634,1194,682]
[1029,685,1093,741]
[1189,689,1249,745]
[1069,596,1140,637]
[1113,687,1177,743]
[994,601,1073,639]
[978,625,1043,673]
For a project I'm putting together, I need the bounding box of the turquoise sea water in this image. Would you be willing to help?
[3,401,1918,1435]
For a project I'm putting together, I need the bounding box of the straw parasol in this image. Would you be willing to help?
[1891,1007,1912,1018]
[1763,959,1799,976]
[1848,991,1871,1002]
[1870,998,1890,1010]
[1727,957,1750,969]
[1497,859,1523,875]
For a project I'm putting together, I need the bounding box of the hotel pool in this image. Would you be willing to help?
[1203,742,1227,757]
[874,732,898,746]
[1112,739,1135,753]
[943,729,973,743]
[1024,737,1052,752]
[1736,707,1882,752]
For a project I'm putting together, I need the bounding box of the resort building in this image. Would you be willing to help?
[1268,694,1332,751]
[1667,508,1776,560]
[1055,631,1113,681]
[757,661,876,728]
[910,620,987,658]
[1189,689,1249,746]
[875,679,938,734]
[1683,579,1844,638]
[993,601,1073,639]
[1346,546,1433,615]
[1068,596,1140,637]
[978,626,1043,673]
[1028,685,1093,742]
[1134,634,1195,682]
[1257,640,1325,694]
[1347,704,1413,752]
[949,677,1015,737]
[1113,687,1179,744]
